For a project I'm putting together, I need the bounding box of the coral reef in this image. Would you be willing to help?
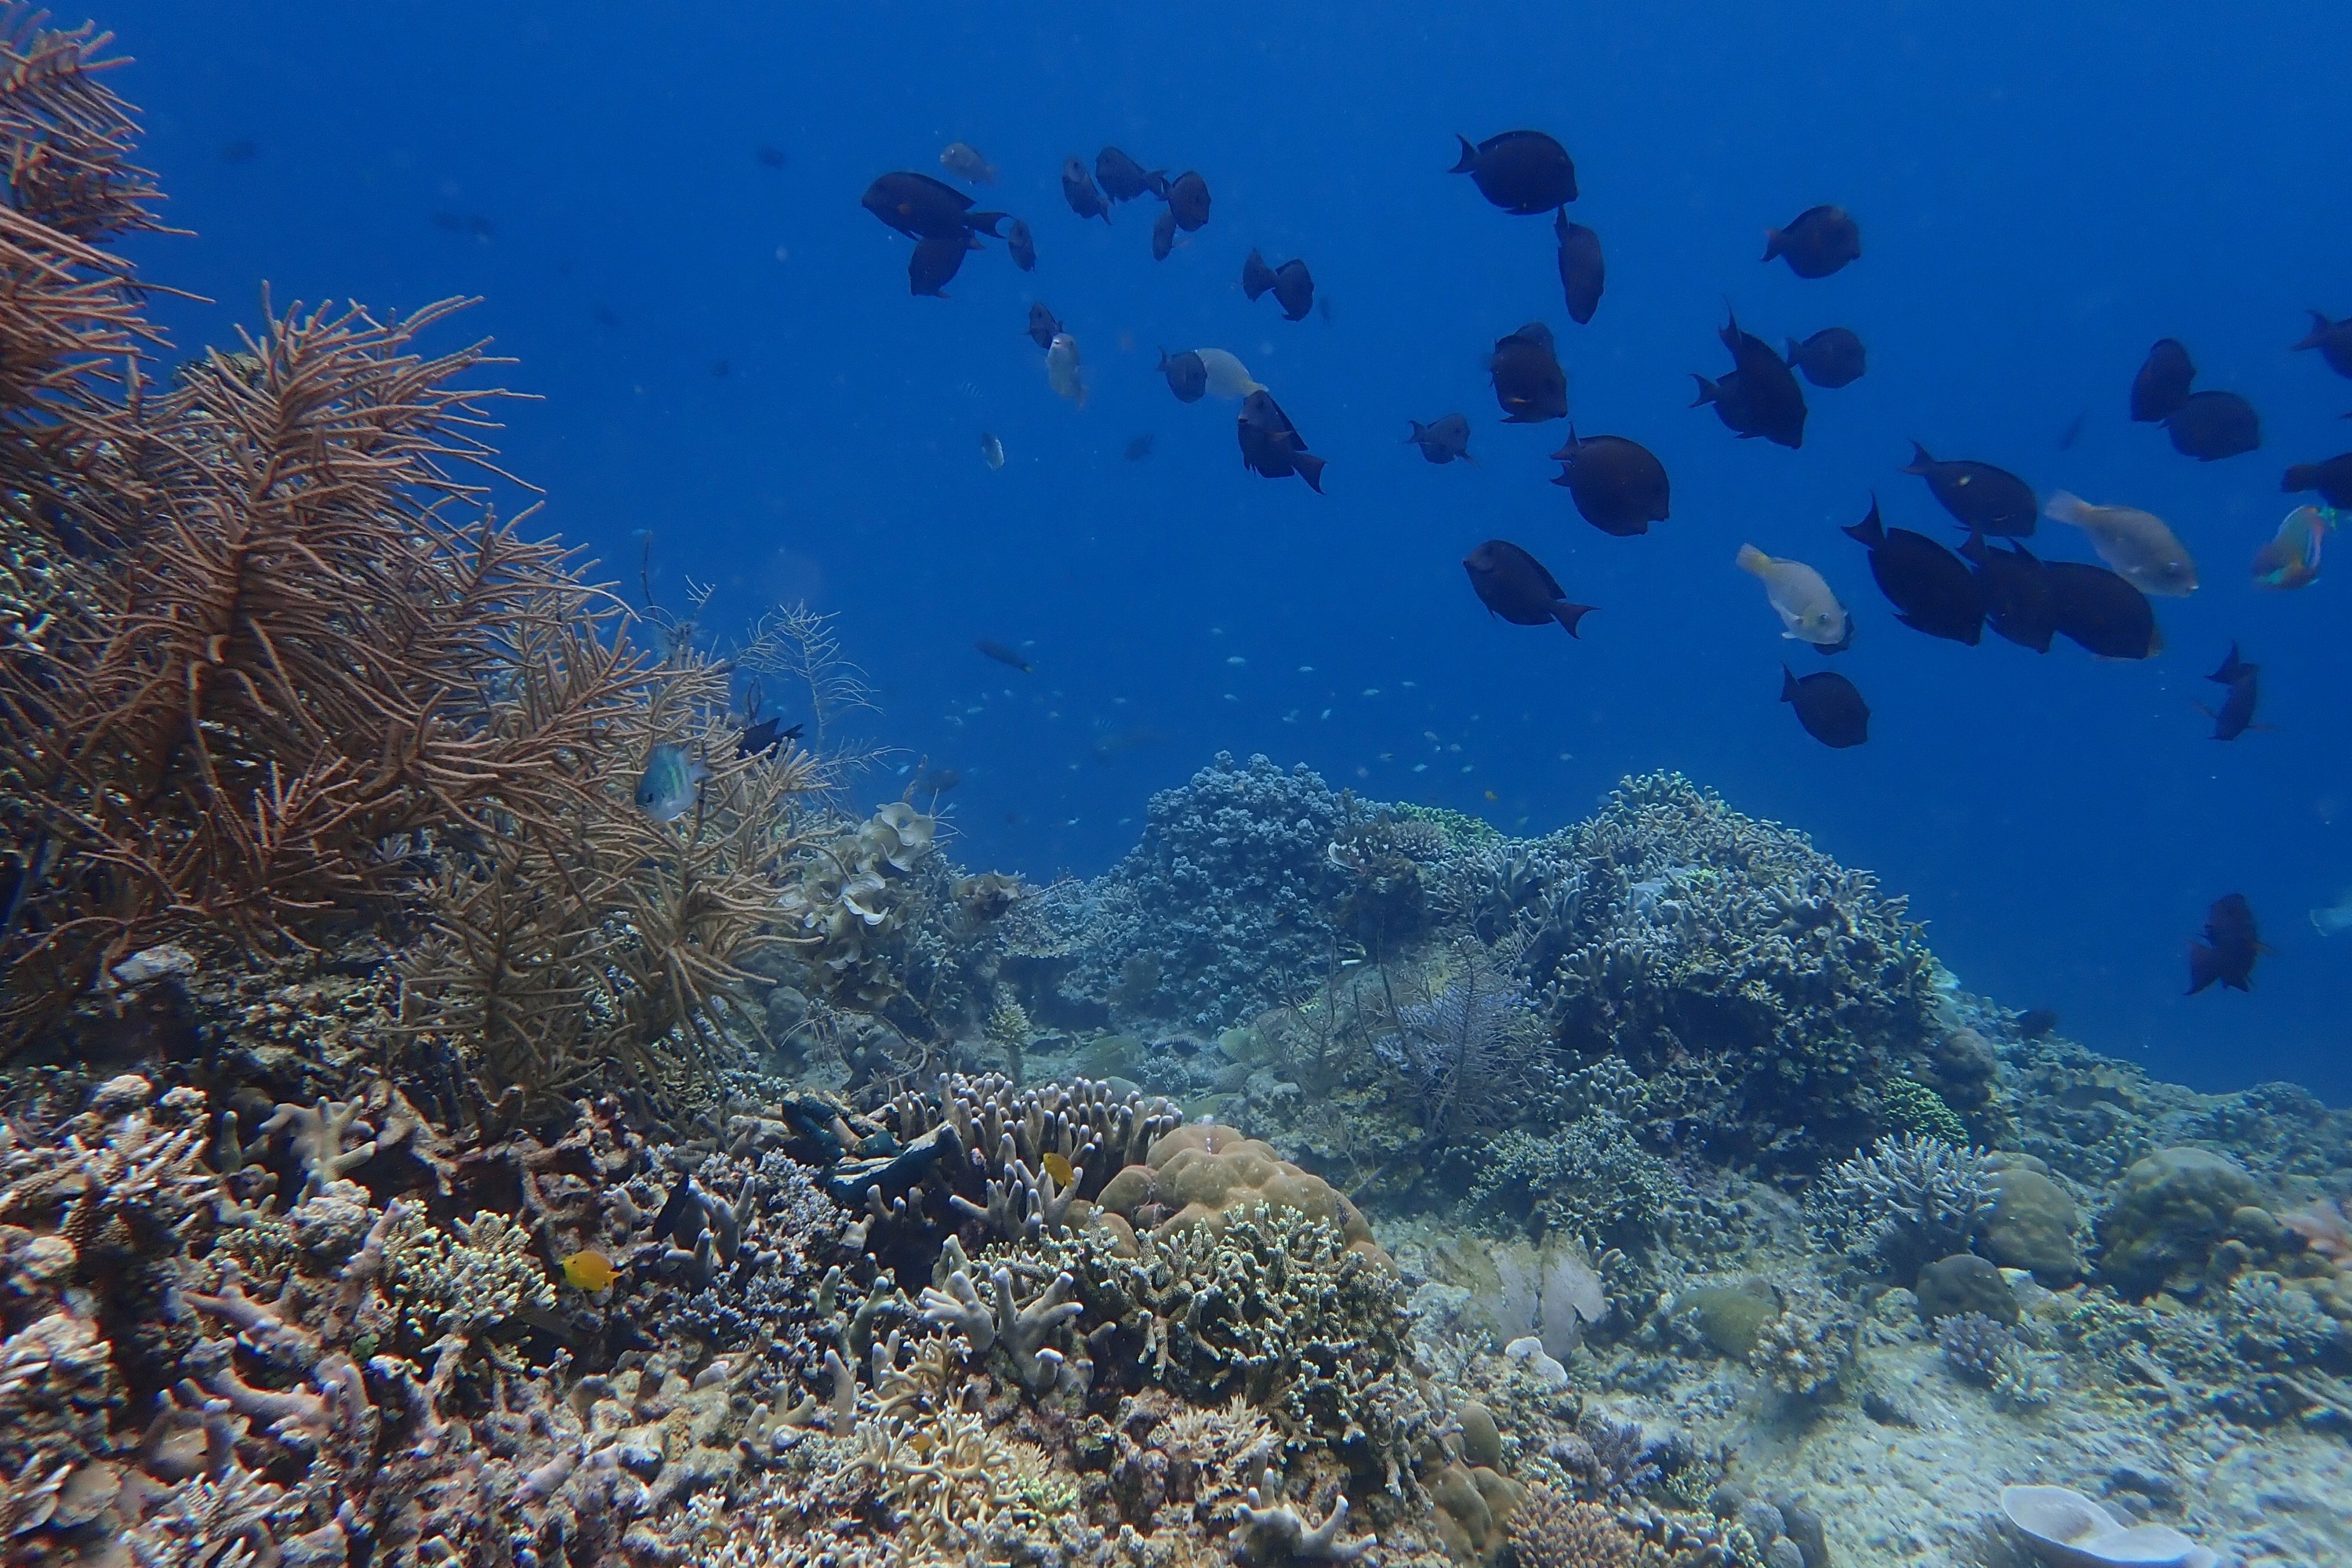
[1812,1132,1995,1279]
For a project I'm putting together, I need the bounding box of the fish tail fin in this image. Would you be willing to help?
[2284,464,2315,492]
[1841,496,1887,548]
[1689,373,1719,408]
[1735,543,1770,577]
[1785,337,1802,363]
[1900,441,1933,474]
[2187,941,2219,993]
[1762,227,1784,262]
[1450,135,1479,173]
[1243,249,1273,300]
[967,212,1008,237]
[1461,449,1480,468]
[2292,310,2332,351]
[1958,529,1989,565]
[1293,451,1327,492]
[1779,665,1799,702]
[1555,603,1596,637]
[2042,490,2087,526]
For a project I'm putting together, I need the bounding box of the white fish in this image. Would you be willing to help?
[1045,332,1087,407]
[2044,492,2198,597]
[938,141,996,184]
[978,432,1004,470]
[1736,544,1849,647]
[1192,347,1261,398]
[2313,887,2352,935]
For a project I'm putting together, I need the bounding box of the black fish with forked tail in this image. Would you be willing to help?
[975,639,1034,673]
[2201,642,2259,740]
[2187,893,2263,993]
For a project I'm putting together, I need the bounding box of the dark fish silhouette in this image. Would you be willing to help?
[2292,310,2352,379]
[1123,433,1156,463]
[1903,444,2037,536]
[975,639,1034,673]
[1694,313,1806,448]
[2044,560,2159,659]
[737,717,804,759]
[1959,532,2055,653]
[1094,147,1165,203]
[1551,430,1670,537]
[1450,130,1577,214]
[917,766,962,797]
[1786,328,1866,389]
[1843,497,1984,644]
[1242,250,1314,321]
[754,144,786,169]
[1004,217,1036,271]
[1764,205,1860,278]
[1490,321,1567,423]
[1463,539,1594,634]
[2165,390,2260,461]
[2130,338,2194,423]
[1026,303,1062,350]
[1156,348,1207,403]
[863,172,1004,241]
[1406,413,1475,465]
[2203,642,2259,740]
[1062,158,1112,223]
[2187,893,2263,994]
[1238,390,1325,492]
[2058,412,2086,450]
[2014,1008,2060,1040]
[2284,453,2352,509]
[1165,171,1211,231]
[1555,212,1603,324]
[909,231,975,296]
[1781,666,1869,748]
[1151,205,1176,260]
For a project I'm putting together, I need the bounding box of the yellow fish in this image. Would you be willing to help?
[558,1248,617,1293]
[1042,1151,1076,1189]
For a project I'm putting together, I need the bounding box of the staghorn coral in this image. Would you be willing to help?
[379,1203,554,1350]
[1237,1465,1371,1563]
[1811,1132,1994,1279]
[1508,1483,1669,1568]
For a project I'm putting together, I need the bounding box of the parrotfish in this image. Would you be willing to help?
[2042,492,2198,597]
[2252,504,2332,589]
[1192,348,1261,398]
[1045,332,1087,406]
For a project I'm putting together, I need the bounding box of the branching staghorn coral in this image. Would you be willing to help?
[1811,1131,1994,1276]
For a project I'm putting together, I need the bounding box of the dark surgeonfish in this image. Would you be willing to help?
[1004,217,1036,271]
[2203,642,2259,740]
[1164,171,1211,231]
[1786,328,1866,389]
[1095,147,1165,202]
[1555,211,1603,325]
[1780,666,1869,748]
[1025,303,1062,350]
[1151,205,1176,260]
[1123,433,1155,463]
[2165,389,2260,460]
[975,638,1034,673]
[862,171,1004,241]
[1450,130,1577,213]
[1904,443,2037,536]
[2292,310,2352,379]
[1763,205,1860,278]
[737,717,804,759]
[1462,539,1595,634]
[1406,413,1475,465]
[1238,390,1326,492]
[1843,497,1984,644]
[1960,532,2055,652]
[2187,893,2263,994]
[1551,430,1670,537]
[1157,347,1208,402]
[2130,338,2194,422]
[1242,250,1314,321]
[2044,560,2159,659]
[1061,158,1112,223]
[1694,313,1806,447]
[2284,452,2352,510]
[1490,321,1567,423]
[908,230,976,296]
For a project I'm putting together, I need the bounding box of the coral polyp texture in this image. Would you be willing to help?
[2,9,2352,1567]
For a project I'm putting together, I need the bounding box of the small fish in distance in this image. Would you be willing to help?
[1025,303,1062,350]
[1156,348,1207,403]
[2312,887,2352,937]
[1462,539,1595,635]
[2284,453,2352,510]
[2165,389,2260,461]
[1151,205,1177,260]
[2201,642,2259,741]
[753,144,786,169]
[2292,310,2352,379]
[1785,328,1866,390]
[2187,893,2263,994]
[1045,332,1087,406]
[1450,130,1577,213]
[1551,430,1669,537]
[1237,390,1325,492]
[1004,217,1036,271]
[2252,504,2332,589]
[1242,249,1314,321]
[2044,560,2160,659]
[1555,211,1603,324]
[2130,338,2194,423]
[1738,545,1850,648]
[1061,158,1112,223]
[1164,171,1211,231]
[1843,497,1984,645]
[1904,444,2037,536]
[1123,433,1155,462]
[2014,1008,2060,1040]
[979,432,1005,470]
[975,639,1033,673]
[1406,413,1474,465]
[1490,321,1567,423]
[939,142,996,183]
[1095,147,1165,202]
[1960,532,2056,652]
[1781,666,1869,748]
[634,742,710,823]
[1764,205,1861,278]
[917,767,962,797]
[2043,492,2198,596]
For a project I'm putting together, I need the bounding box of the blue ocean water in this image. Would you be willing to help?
[110,1,2352,1103]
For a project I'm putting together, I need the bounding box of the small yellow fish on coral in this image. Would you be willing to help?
[1042,1151,1076,1189]
[558,1248,618,1293]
